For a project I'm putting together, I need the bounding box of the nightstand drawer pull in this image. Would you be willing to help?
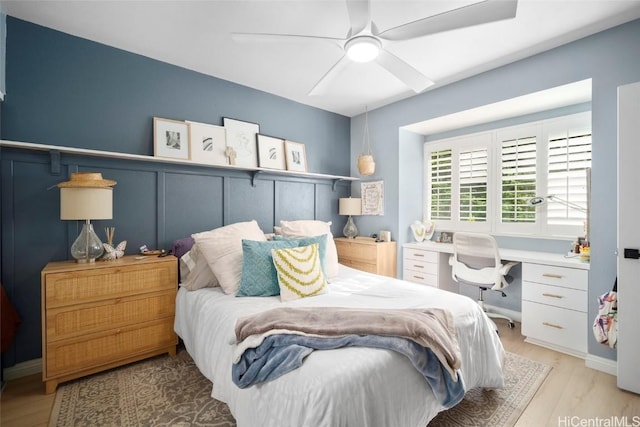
[542,273,563,279]
[542,321,563,329]
[542,293,563,299]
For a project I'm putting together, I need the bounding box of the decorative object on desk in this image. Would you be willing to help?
[361,180,384,215]
[438,231,453,244]
[339,197,361,238]
[357,107,375,176]
[579,245,590,262]
[154,117,190,160]
[257,134,286,170]
[223,117,259,168]
[284,140,307,172]
[187,121,228,165]
[58,172,116,263]
[410,220,435,242]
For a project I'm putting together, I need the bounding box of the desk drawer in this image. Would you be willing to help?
[403,269,438,287]
[403,259,438,275]
[522,300,587,354]
[522,263,588,291]
[522,282,587,312]
[404,248,438,264]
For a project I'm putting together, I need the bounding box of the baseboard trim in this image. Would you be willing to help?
[3,358,42,381]
[585,354,617,376]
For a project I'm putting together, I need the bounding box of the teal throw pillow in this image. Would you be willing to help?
[237,239,299,297]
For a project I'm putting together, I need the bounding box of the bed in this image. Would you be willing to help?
[174,261,505,427]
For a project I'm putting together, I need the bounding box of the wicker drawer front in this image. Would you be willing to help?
[46,262,176,308]
[46,319,176,378]
[522,263,588,291]
[343,259,377,274]
[522,282,586,312]
[46,291,176,342]
[336,242,377,263]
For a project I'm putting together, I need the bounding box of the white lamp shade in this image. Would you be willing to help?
[60,187,113,220]
[339,198,362,216]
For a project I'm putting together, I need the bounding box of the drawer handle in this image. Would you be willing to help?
[414,276,425,280]
[542,273,563,279]
[542,293,563,299]
[414,253,424,257]
[542,322,563,329]
[413,265,424,269]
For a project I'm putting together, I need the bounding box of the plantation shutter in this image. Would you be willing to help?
[459,148,488,222]
[429,149,452,220]
[501,136,537,223]
[547,128,592,226]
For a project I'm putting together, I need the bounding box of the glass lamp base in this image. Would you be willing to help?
[70,221,104,263]
[343,215,358,239]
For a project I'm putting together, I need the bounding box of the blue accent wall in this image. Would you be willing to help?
[351,18,640,361]
[0,17,350,368]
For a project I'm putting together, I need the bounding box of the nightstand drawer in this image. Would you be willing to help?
[336,241,377,263]
[46,318,176,378]
[45,262,176,308]
[522,263,588,291]
[522,300,587,354]
[402,269,438,287]
[522,282,587,312]
[46,290,176,342]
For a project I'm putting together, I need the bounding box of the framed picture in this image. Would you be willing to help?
[361,180,384,215]
[154,117,190,160]
[257,134,286,170]
[223,117,259,168]
[187,121,228,165]
[439,231,454,244]
[284,140,307,172]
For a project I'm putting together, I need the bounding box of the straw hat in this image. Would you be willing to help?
[57,172,117,188]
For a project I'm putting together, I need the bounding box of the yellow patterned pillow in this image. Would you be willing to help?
[272,243,327,301]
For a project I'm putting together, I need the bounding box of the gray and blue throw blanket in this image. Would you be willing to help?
[231,307,465,408]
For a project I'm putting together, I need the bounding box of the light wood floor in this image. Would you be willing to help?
[1,322,639,427]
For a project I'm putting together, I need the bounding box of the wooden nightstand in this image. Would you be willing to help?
[41,255,178,394]
[334,237,397,278]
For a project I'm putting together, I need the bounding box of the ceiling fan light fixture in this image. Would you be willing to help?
[345,36,381,63]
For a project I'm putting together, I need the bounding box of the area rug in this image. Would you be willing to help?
[49,349,550,427]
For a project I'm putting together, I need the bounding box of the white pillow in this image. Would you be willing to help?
[192,220,266,294]
[179,243,218,291]
[279,220,338,278]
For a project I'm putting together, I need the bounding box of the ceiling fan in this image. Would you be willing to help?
[232,0,518,96]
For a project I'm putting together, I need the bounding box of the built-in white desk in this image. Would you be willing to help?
[403,241,590,358]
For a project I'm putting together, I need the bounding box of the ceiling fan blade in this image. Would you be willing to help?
[345,0,370,36]
[376,50,434,93]
[309,55,351,96]
[375,0,518,41]
[232,32,344,44]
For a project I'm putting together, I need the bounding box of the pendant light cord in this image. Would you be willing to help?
[361,107,372,156]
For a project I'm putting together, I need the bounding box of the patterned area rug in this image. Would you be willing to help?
[49,349,549,427]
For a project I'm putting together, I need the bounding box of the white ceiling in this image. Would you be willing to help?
[3,1,640,117]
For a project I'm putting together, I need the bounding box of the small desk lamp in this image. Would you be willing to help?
[58,172,116,263]
[339,197,362,239]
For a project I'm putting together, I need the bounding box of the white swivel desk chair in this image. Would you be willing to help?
[449,232,518,329]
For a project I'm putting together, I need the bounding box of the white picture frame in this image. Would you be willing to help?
[361,180,384,215]
[154,117,190,160]
[187,120,228,166]
[257,134,286,170]
[284,140,307,172]
[223,117,259,168]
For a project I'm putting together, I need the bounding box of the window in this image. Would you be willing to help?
[424,112,591,238]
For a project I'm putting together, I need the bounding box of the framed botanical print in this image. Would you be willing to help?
[187,121,228,165]
[284,140,307,172]
[257,134,286,170]
[223,117,259,168]
[154,117,190,160]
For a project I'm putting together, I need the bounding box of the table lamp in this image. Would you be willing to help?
[58,172,116,263]
[339,197,362,239]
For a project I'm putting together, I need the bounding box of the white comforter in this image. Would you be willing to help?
[174,265,505,427]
